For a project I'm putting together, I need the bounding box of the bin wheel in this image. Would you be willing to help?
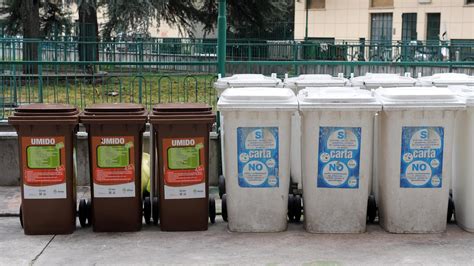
[19,204,23,228]
[86,199,92,226]
[293,195,302,222]
[221,194,228,222]
[152,197,159,225]
[142,190,150,200]
[448,194,455,223]
[367,195,377,224]
[209,197,216,224]
[218,175,226,199]
[143,197,151,225]
[78,199,88,228]
[288,194,295,222]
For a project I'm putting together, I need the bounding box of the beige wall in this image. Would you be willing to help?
[295,0,474,40]
[68,3,202,38]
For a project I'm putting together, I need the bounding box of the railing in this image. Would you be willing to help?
[1,38,474,65]
[1,37,473,120]
[0,61,218,120]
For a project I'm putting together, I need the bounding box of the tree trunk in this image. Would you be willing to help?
[20,0,40,74]
[78,2,99,74]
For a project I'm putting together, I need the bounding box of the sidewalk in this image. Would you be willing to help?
[0,186,91,216]
[1,186,474,265]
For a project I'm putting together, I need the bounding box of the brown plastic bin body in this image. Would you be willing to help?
[80,104,147,232]
[8,104,79,235]
[150,103,215,231]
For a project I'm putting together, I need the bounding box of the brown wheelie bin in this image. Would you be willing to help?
[8,104,79,235]
[80,103,147,232]
[149,103,215,231]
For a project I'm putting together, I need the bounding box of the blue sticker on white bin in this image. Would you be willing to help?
[400,127,444,188]
[237,127,279,188]
[317,127,361,189]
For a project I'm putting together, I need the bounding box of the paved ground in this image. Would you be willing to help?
[1,186,474,265]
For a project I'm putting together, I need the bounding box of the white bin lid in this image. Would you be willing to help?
[284,74,349,89]
[449,85,474,106]
[217,87,297,111]
[375,87,465,110]
[351,73,417,88]
[298,87,381,110]
[214,74,282,90]
[418,73,474,87]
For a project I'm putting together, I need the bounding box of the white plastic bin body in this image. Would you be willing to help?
[217,88,298,232]
[451,85,474,232]
[418,74,474,199]
[351,73,417,207]
[299,87,381,233]
[418,73,474,87]
[214,74,282,178]
[375,87,463,233]
[351,73,417,90]
[284,74,350,190]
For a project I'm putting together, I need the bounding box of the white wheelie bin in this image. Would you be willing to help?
[298,87,381,233]
[418,73,474,221]
[418,73,474,87]
[375,87,464,233]
[214,74,282,198]
[450,85,474,232]
[283,74,350,192]
[352,73,417,223]
[217,87,298,232]
[351,73,417,90]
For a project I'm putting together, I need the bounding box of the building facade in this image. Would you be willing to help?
[294,0,474,42]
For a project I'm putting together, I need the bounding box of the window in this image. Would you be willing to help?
[371,13,393,42]
[307,0,325,9]
[371,0,394,8]
[467,0,474,4]
[402,13,417,41]
[426,13,441,42]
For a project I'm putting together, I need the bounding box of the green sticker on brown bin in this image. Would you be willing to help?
[27,146,61,169]
[97,145,130,168]
[168,147,200,170]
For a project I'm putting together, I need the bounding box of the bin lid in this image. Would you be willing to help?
[8,103,79,125]
[217,87,298,111]
[80,103,147,124]
[152,103,212,114]
[84,103,146,113]
[449,85,474,105]
[375,87,465,110]
[298,87,381,110]
[284,74,349,89]
[15,103,78,114]
[214,74,282,90]
[418,73,474,87]
[351,73,417,88]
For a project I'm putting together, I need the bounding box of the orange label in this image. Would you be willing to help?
[163,137,205,187]
[92,136,135,185]
[21,136,66,186]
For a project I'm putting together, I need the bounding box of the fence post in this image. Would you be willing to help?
[38,41,43,103]
[217,0,226,77]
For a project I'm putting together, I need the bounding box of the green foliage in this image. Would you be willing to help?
[199,0,295,39]
[0,0,73,37]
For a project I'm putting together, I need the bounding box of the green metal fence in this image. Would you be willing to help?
[1,37,474,120]
[0,61,218,119]
[2,38,474,65]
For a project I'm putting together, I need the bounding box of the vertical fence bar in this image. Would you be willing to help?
[217,0,227,77]
[37,41,43,103]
